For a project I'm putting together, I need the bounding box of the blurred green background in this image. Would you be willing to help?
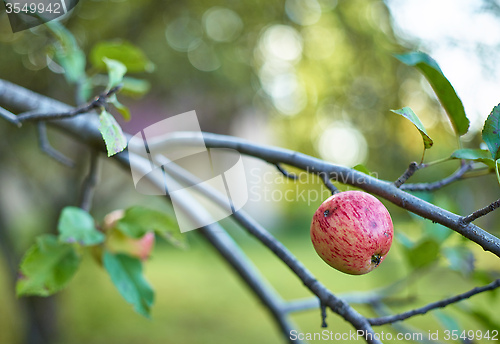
[1,0,500,343]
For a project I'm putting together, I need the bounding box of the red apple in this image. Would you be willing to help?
[310,191,393,275]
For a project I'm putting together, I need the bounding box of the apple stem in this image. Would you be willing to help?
[275,163,298,180]
[319,171,339,195]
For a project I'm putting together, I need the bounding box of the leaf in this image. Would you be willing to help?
[98,109,127,157]
[434,309,462,332]
[103,58,127,91]
[107,94,131,121]
[116,206,185,248]
[395,52,469,136]
[395,232,414,249]
[443,246,475,277]
[103,251,154,318]
[423,222,453,244]
[58,206,105,246]
[46,21,86,84]
[457,304,500,330]
[391,107,433,149]
[353,164,371,175]
[121,77,151,98]
[90,40,155,73]
[450,149,495,168]
[405,239,440,269]
[482,104,500,159]
[496,159,500,187]
[16,235,81,297]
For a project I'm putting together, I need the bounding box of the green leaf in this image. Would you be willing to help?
[450,148,495,168]
[443,246,474,277]
[108,94,131,121]
[423,222,453,244]
[116,206,185,248]
[391,107,433,149]
[434,309,461,332]
[405,239,440,269]
[482,104,500,159]
[46,21,86,84]
[353,164,371,175]
[58,206,105,246]
[103,251,154,318]
[98,109,127,157]
[121,77,151,98]
[495,159,500,187]
[395,232,414,249]
[457,304,500,330]
[395,52,469,136]
[16,235,81,297]
[103,58,127,91]
[90,40,155,73]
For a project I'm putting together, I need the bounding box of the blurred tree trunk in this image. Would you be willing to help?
[0,204,59,344]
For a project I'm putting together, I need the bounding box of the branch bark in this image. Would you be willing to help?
[368,278,500,326]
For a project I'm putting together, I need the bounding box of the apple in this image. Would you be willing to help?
[102,210,155,261]
[310,191,393,275]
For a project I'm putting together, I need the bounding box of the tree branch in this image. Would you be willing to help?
[399,163,473,192]
[0,106,20,127]
[319,171,339,194]
[462,198,500,224]
[394,162,420,187]
[370,301,443,344]
[367,278,500,326]
[79,151,101,212]
[36,122,74,167]
[16,85,121,123]
[139,131,500,258]
[275,163,298,180]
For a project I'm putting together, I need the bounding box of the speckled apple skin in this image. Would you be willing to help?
[310,191,393,275]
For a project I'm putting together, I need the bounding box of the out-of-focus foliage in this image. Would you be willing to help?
[2,0,500,343]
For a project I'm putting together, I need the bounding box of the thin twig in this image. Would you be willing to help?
[36,122,74,167]
[319,171,338,194]
[394,162,419,187]
[79,151,101,212]
[0,106,20,127]
[400,163,473,192]
[462,198,500,223]
[367,278,500,326]
[320,301,328,328]
[370,301,444,344]
[16,85,121,123]
[275,163,298,180]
